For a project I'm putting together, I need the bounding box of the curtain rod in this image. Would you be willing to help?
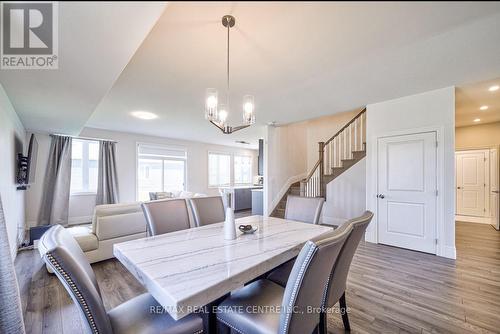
[50,133,117,143]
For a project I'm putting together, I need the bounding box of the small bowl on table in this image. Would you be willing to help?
[238,224,258,234]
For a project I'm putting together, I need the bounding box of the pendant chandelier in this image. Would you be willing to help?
[205,15,255,134]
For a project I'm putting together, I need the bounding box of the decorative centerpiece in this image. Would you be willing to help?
[224,192,237,240]
[238,224,258,234]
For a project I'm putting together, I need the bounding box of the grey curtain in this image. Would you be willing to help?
[38,135,72,226]
[96,141,119,205]
[0,195,26,334]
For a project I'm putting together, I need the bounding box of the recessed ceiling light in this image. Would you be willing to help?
[479,105,489,111]
[489,85,499,92]
[130,111,158,120]
[473,118,481,122]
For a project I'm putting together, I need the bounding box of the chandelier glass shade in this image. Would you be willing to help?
[204,15,255,134]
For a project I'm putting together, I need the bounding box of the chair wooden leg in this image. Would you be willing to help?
[318,310,327,334]
[339,292,351,331]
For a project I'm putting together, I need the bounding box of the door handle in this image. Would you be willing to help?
[377,194,385,199]
[457,187,462,189]
[493,190,500,194]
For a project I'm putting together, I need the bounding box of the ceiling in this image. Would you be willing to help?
[2,2,500,148]
[0,2,166,134]
[456,78,500,127]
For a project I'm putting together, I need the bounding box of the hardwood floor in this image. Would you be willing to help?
[15,222,500,334]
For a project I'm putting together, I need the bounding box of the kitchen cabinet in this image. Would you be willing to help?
[252,189,263,215]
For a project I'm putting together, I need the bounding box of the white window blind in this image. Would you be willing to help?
[234,155,252,184]
[208,152,231,187]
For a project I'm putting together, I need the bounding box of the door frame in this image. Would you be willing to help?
[367,126,446,257]
[455,145,500,226]
[455,148,490,221]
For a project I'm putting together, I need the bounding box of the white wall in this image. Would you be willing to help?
[365,87,456,259]
[456,121,500,149]
[265,123,308,215]
[0,84,26,259]
[264,110,359,215]
[323,158,366,226]
[25,127,258,225]
[304,110,358,171]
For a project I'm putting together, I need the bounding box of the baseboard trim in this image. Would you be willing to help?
[364,229,377,244]
[439,245,456,259]
[27,215,93,228]
[455,215,491,224]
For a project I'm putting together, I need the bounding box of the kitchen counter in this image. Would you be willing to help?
[219,186,263,211]
[219,185,263,190]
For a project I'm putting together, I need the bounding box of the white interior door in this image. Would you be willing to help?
[456,150,488,217]
[490,148,499,230]
[377,132,437,254]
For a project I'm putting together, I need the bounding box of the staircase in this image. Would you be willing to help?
[271,108,366,219]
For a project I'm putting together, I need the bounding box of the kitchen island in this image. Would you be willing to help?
[219,185,263,211]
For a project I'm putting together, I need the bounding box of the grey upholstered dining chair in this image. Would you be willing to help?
[141,199,191,236]
[285,195,324,225]
[318,211,373,333]
[188,196,225,227]
[216,224,352,334]
[266,211,374,333]
[39,225,204,334]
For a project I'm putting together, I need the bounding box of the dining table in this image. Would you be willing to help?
[113,215,332,322]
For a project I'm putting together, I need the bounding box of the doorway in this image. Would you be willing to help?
[455,148,499,229]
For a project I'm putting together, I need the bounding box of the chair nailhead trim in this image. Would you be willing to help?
[46,253,100,334]
[282,244,317,334]
[217,316,245,334]
[321,273,332,307]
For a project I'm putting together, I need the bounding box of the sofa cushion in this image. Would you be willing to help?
[96,211,147,241]
[67,224,99,252]
[92,202,143,233]
[156,192,172,199]
[179,191,194,198]
[170,190,182,198]
[149,192,173,200]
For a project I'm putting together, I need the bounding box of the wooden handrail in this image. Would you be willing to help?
[324,107,366,146]
[302,159,321,183]
[300,106,366,199]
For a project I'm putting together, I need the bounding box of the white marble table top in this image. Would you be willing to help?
[113,215,332,320]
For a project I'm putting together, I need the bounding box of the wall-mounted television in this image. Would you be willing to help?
[17,134,38,190]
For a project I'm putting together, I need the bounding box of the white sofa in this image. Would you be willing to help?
[67,202,148,264]
[64,194,206,264]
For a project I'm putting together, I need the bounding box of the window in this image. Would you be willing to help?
[71,139,99,194]
[234,155,252,184]
[137,144,187,201]
[208,152,231,187]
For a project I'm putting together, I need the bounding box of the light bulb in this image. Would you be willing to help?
[219,110,228,123]
[207,95,217,108]
[244,102,254,114]
[242,95,255,125]
[205,88,218,121]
